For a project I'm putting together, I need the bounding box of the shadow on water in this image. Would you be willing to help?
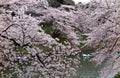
[71,48,105,78]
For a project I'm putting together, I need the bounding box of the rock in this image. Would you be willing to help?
[63,0,75,5]
[47,0,61,8]
[47,0,75,8]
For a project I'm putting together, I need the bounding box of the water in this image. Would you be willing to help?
[70,48,104,78]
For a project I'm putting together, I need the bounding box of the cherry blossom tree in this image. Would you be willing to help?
[0,0,81,78]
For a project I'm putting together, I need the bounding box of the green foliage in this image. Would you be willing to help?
[113,72,120,78]
[17,60,32,72]
[41,25,53,34]
[74,27,88,41]
[98,39,108,44]
[13,45,26,53]
[51,29,70,46]
[80,35,88,41]
[78,42,86,47]
[74,27,88,47]
[36,44,52,52]
[94,39,108,48]
[74,27,84,35]
[41,25,71,46]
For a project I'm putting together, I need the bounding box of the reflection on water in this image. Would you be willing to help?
[73,56,101,78]
[71,48,104,78]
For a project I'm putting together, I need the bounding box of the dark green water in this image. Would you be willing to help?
[70,48,104,78]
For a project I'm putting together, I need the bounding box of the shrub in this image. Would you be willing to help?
[113,72,120,78]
